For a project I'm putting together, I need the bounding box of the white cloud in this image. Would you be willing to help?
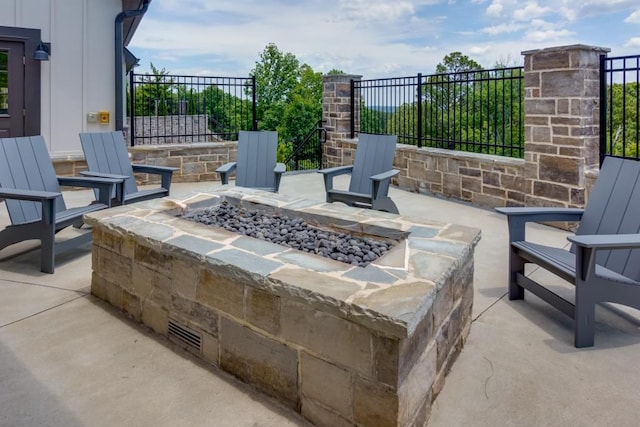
[525,28,573,43]
[486,0,521,17]
[129,0,639,79]
[339,0,415,22]
[486,3,503,17]
[469,45,492,55]
[481,23,524,35]
[625,37,640,48]
[555,0,638,19]
[625,10,640,24]
[513,1,551,22]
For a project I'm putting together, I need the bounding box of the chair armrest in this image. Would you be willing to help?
[495,207,584,220]
[0,188,59,225]
[0,187,59,201]
[58,176,122,187]
[272,163,286,192]
[370,169,400,182]
[216,162,237,185]
[568,234,640,250]
[495,207,584,243]
[58,176,124,207]
[368,169,399,201]
[131,164,179,174]
[318,165,353,177]
[568,234,640,282]
[318,165,353,192]
[131,164,176,192]
[80,171,129,180]
[274,163,286,174]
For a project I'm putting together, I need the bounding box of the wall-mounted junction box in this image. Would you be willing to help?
[98,110,110,124]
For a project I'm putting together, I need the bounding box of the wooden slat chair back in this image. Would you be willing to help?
[235,131,278,189]
[80,131,139,195]
[0,136,67,223]
[80,131,177,204]
[216,131,285,192]
[348,134,397,195]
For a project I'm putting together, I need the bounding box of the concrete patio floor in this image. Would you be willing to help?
[1,172,639,426]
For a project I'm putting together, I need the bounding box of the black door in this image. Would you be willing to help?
[0,40,25,137]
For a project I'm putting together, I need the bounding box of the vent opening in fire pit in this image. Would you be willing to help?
[182,201,397,267]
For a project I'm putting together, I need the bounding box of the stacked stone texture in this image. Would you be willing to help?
[129,142,237,184]
[522,44,609,208]
[86,189,480,427]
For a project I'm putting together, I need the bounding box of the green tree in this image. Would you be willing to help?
[420,52,484,147]
[378,52,525,157]
[435,51,483,75]
[129,63,177,116]
[248,44,333,166]
[281,64,322,143]
[249,43,300,130]
[607,82,639,158]
[462,68,524,156]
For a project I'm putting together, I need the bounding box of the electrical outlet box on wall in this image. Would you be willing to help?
[98,111,110,124]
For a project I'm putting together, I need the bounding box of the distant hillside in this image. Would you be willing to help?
[369,105,397,113]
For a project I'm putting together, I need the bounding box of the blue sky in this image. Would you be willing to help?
[129,0,640,78]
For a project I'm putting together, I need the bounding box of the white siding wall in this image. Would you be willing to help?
[0,0,123,157]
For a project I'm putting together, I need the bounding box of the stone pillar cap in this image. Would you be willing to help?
[521,44,611,56]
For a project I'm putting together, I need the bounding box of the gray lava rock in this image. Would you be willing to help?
[183,202,395,267]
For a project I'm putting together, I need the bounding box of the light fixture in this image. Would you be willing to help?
[33,42,51,61]
[123,47,140,73]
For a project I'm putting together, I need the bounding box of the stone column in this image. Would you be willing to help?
[522,44,609,208]
[321,74,361,168]
[322,74,361,141]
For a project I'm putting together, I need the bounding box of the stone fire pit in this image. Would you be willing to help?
[85,187,480,426]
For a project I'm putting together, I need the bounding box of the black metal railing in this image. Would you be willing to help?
[283,120,327,171]
[128,73,257,146]
[600,54,640,164]
[352,67,525,158]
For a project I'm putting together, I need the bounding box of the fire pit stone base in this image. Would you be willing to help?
[85,187,480,427]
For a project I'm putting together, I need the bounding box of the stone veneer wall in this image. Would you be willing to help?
[52,142,237,187]
[128,142,236,184]
[324,139,526,209]
[322,44,609,210]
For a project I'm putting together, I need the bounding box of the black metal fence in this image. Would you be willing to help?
[600,54,640,164]
[283,120,327,171]
[128,73,256,146]
[352,67,525,158]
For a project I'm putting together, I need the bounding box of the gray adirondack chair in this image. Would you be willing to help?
[496,156,640,347]
[216,130,285,192]
[0,136,119,273]
[319,133,400,213]
[80,131,178,205]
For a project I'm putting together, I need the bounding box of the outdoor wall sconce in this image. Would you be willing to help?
[33,42,51,61]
